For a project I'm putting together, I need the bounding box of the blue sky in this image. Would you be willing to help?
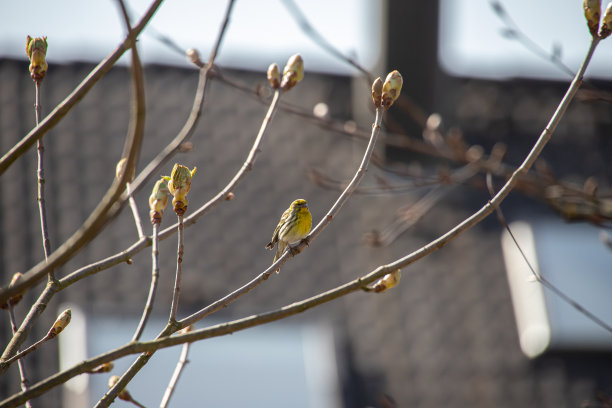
[1,1,611,80]
[1,0,381,75]
[440,0,612,80]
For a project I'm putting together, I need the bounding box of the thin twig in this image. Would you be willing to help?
[35,81,52,273]
[280,0,372,80]
[159,337,191,408]
[127,184,145,239]
[3,329,56,367]
[485,173,612,333]
[117,0,147,233]
[131,223,160,342]
[489,0,575,77]
[169,214,184,322]
[130,399,146,408]
[365,163,479,247]
[0,280,59,376]
[8,306,33,408]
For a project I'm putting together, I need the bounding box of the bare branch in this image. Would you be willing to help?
[169,215,185,322]
[7,307,33,408]
[131,224,160,342]
[34,81,52,272]
[159,328,192,408]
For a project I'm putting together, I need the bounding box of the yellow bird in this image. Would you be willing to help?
[266,199,312,263]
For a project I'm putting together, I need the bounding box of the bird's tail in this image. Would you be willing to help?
[273,242,287,267]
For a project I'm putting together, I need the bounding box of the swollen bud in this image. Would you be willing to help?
[371,77,383,108]
[165,163,197,216]
[281,54,304,92]
[267,63,281,89]
[381,70,403,109]
[88,362,114,374]
[371,269,401,293]
[26,36,48,82]
[48,309,71,339]
[149,178,170,224]
[115,158,135,182]
[180,325,193,334]
[0,273,25,309]
[599,2,612,38]
[584,0,602,37]
[186,48,204,68]
[108,375,133,402]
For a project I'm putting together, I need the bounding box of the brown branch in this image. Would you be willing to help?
[131,223,160,342]
[35,81,52,273]
[127,185,145,239]
[169,214,184,322]
[3,332,52,368]
[159,329,191,408]
[117,0,147,242]
[0,281,59,376]
[7,307,33,408]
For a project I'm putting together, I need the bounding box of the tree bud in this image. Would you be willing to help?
[26,36,48,82]
[281,54,304,92]
[381,70,403,109]
[267,63,281,89]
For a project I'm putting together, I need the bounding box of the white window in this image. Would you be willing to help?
[59,308,341,407]
[501,220,612,358]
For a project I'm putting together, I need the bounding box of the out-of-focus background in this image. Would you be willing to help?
[2,1,612,407]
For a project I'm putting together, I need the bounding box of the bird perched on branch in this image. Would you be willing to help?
[266,199,312,264]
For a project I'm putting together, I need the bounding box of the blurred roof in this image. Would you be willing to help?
[3,57,612,407]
